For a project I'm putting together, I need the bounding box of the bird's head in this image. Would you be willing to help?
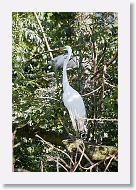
[64,45,72,53]
[59,45,72,55]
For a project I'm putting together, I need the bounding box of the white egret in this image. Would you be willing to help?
[61,45,87,136]
[48,52,79,69]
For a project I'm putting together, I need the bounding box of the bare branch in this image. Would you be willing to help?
[73,143,85,172]
[47,155,68,172]
[91,51,118,80]
[35,134,74,166]
[78,146,94,165]
[56,157,59,172]
[105,81,117,88]
[87,118,118,122]
[58,157,71,169]
[82,86,101,96]
[104,154,116,172]
[34,12,53,59]
[13,142,21,148]
[40,161,44,172]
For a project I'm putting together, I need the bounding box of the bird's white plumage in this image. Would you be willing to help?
[48,53,79,69]
[62,46,87,134]
[63,85,87,132]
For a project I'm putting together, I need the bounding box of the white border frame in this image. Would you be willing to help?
[0,0,130,184]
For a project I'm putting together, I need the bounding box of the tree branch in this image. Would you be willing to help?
[35,134,74,166]
[104,154,116,171]
[82,86,101,96]
[73,143,85,172]
[91,51,118,80]
[34,12,53,59]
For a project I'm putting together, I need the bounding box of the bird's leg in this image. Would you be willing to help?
[63,125,75,141]
[75,130,80,139]
[75,119,80,139]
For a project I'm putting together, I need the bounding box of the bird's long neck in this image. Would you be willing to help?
[63,52,71,91]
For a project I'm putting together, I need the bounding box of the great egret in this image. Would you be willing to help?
[61,45,87,136]
[48,53,79,69]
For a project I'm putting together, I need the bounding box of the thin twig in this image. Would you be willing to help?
[35,134,74,166]
[100,64,106,111]
[82,86,101,96]
[104,154,116,172]
[47,155,68,172]
[81,156,111,172]
[97,40,107,64]
[58,157,70,169]
[74,148,78,165]
[90,156,111,172]
[91,51,118,80]
[40,161,44,172]
[78,146,94,165]
[73,143,85,172]
[55,159,68,172]
[87,118,118,122]
[56,157,59,172]
[74,141,94,166]
[13,142,21,148]
[105,81,117,88]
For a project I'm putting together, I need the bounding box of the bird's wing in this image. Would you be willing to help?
[63,91,87,133]
[66,56,79,69]
[48,54,79,69]
[63,87,86,119]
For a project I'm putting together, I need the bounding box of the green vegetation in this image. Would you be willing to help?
[12,12,118,172]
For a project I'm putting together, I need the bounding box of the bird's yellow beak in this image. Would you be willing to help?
[59,47,65,52]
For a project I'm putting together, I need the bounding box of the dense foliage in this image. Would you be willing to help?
[12,12,118,172]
